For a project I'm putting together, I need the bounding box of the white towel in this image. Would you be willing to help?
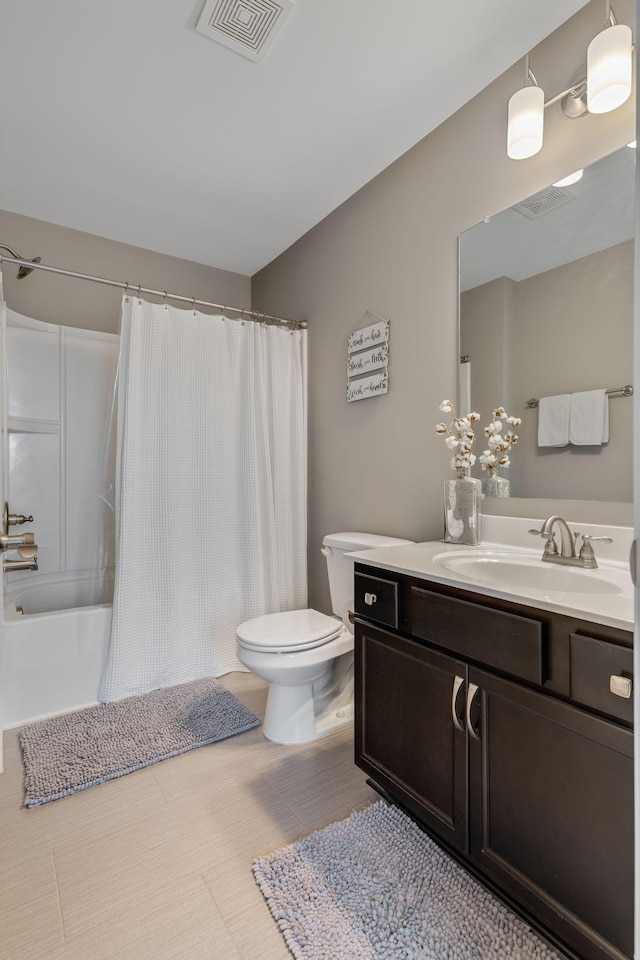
[568,389,609,445]
[537,394,570,447]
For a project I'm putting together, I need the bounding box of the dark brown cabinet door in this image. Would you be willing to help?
[468,666,633,960]
[355,622,468,851]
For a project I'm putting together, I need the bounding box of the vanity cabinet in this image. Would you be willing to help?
[354,564,634,960]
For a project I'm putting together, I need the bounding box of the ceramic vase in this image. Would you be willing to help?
[443,470,482,545]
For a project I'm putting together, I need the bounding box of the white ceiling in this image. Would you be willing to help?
[0,0,589,277]
[460,144,636,291]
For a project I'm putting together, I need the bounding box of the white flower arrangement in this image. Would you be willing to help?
[436,400,481,474]
[478,407,521,473]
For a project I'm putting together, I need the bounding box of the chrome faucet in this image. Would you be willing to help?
[529,515,612,569]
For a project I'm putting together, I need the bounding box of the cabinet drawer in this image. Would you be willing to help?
[354,572,400,629]
[411,587,544,684]
[570,634,633,724]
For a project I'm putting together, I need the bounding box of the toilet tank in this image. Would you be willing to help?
[322,532,414,619]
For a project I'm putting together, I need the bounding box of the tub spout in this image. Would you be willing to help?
[3,545,38,572]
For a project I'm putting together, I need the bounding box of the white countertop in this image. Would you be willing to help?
[349,516,634,632]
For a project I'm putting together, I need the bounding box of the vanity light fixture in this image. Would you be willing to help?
[552,169,584,187]
[507,55,544,159]
[507,1,633,160]
[587,5,632,114]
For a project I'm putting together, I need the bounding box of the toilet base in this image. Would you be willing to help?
[263,679,354,745]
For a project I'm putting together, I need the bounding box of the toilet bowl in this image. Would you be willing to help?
[236,532,413,744]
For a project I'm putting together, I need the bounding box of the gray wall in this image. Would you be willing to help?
[516,241,633,500]
[461,241,633,501]
[460,277,520,493]
[0,209,250,334]
[252,0,636,612]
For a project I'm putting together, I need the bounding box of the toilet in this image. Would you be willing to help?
[236,532,413,744]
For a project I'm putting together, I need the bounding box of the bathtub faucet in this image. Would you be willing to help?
[3,545,38,572]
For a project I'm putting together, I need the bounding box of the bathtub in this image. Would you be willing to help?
[1,571,114,728]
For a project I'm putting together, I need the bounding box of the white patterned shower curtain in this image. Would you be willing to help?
[99,296,307,702]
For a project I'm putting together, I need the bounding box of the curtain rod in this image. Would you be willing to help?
[0,254,306,329]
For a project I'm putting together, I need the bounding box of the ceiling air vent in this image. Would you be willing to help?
[512,186,577,221]
[196,0,295,62]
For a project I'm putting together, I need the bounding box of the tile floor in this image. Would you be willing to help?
[0,672,378,960]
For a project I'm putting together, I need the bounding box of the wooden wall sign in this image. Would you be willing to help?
[347,314,389,403]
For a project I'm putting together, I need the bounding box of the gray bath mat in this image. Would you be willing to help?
[253,800,562,960]
[20,677,259,807]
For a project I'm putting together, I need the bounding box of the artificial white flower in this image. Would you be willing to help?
[480,406,519,473]
[437,401,479,473]
[484,420,503,437]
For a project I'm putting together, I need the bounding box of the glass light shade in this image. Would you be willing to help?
[507,85,544,159]
[553,169,584,187]
[587,23,632,114]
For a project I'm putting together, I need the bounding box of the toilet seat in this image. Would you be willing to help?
[236,608,345,654]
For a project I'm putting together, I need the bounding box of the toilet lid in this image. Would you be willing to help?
[236,608,344,653]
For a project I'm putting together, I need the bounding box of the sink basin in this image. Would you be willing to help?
[433,550,626,597]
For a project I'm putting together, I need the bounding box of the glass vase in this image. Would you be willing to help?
[481,468,510,499]
[443,471,482,545]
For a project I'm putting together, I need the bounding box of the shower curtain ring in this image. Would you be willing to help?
[123,282,130,303]
[192,297,196,316]
[137,284,142,304]
[163,291,168,311]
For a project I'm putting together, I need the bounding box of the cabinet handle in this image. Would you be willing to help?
[364,593,377,606]
[466,683,481,740]
[451,675,465,731]
[610,675,632,699]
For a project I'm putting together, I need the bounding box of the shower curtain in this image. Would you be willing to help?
[99,296,307,702]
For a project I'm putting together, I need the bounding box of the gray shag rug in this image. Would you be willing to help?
[20,677,259,807]
[253,800,562,960]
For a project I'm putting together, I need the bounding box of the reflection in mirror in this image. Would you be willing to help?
[459,144,634,502]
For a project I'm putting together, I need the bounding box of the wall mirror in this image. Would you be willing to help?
[459,143,634,503]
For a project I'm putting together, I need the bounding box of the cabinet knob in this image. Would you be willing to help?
[610,675,632,699]
[364,592,377,606]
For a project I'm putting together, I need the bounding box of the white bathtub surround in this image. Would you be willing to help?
[100,296,307,701]
[5,309,119,588]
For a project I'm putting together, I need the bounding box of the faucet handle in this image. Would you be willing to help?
[578,534,613,567]
[528,528,559,555]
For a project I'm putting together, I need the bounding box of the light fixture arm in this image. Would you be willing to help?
[524,53,538,88]
[605,1,617,28]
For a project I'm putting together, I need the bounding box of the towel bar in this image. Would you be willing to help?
[525,384,633,409]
